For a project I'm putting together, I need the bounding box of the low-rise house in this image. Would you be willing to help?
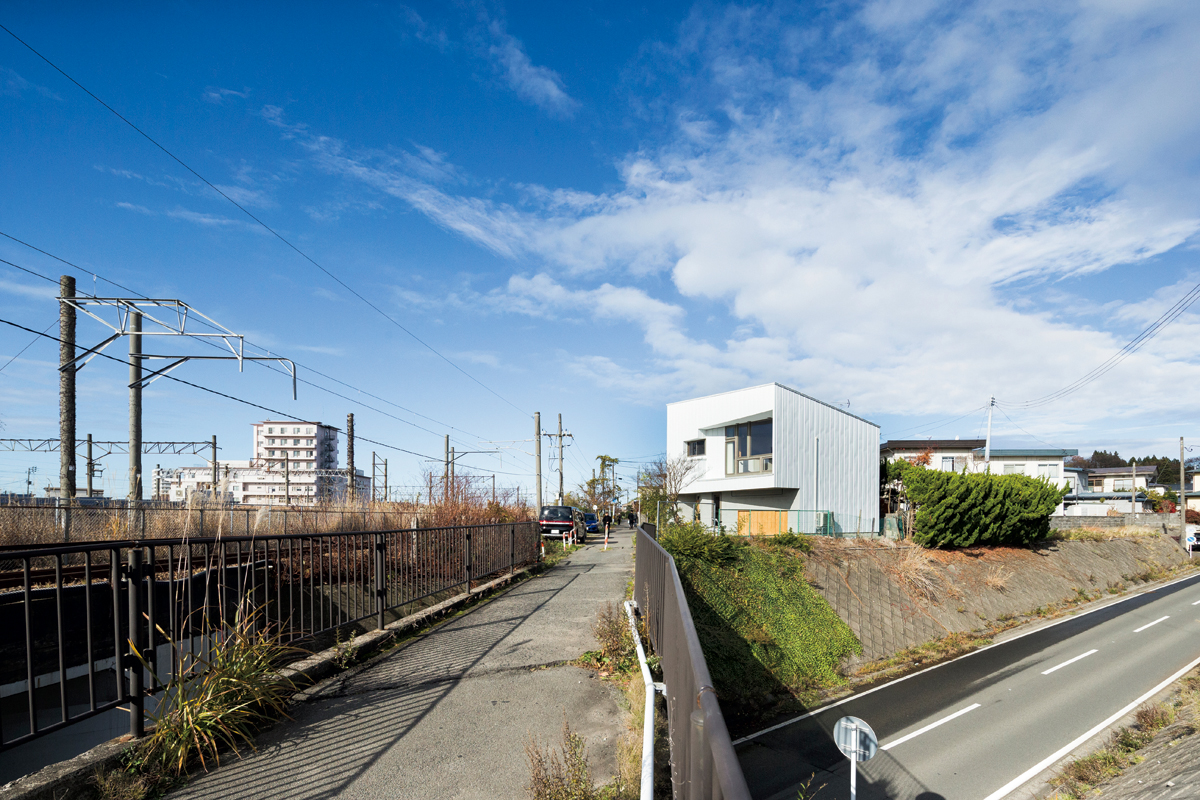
[971,448,1077,481]
[879,439,985,472]
[668,383,880,535]
[1058,465,1155,515]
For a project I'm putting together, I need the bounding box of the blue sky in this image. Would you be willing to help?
[3,1,1200,497]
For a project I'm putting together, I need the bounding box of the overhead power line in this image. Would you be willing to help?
[0,240,495,447]
[0,22,527,417]
[999,277,1200,410]
[0,315,439,462]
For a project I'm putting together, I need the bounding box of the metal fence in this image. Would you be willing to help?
[714,508,835,536]
[0,504,425,547]
[0,520,540,751]
[633,525,751,800]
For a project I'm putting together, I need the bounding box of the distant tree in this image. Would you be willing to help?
[1086,450,1127,468]
[641,455,701,522]
[1136,455,1180,486]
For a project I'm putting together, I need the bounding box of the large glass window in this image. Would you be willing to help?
[725,419,773,475]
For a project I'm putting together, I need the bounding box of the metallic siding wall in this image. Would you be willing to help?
[774,385,880,532]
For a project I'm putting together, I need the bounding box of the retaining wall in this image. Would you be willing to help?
[1049,512,1182,533]
[804,534,1192,667]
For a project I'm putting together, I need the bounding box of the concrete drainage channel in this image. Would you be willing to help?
[0,566,535,800]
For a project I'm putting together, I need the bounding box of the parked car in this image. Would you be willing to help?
[584,513,600,534]
[539,505,586,543]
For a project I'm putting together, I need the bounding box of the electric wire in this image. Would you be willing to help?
[0,23,527,417]
[0,320,57,376]
[0,315,439,461]
[998,278,1200,410]
[0,240,501,450]
[878,405,990,442]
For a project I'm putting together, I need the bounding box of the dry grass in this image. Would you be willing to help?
[1051,525,1164,543]
[1048,701,1177,799]
[0,471,531,547]
[888,546,940,601]
[985,565,1013,591]
[525,719,601,800]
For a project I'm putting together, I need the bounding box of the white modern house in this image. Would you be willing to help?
[667,383,880,535]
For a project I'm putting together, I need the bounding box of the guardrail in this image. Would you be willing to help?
[0,521,540,751]
[633,525,751,800]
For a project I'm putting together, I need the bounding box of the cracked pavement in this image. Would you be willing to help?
[171,529,635,800]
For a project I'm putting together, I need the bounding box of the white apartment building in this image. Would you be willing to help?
[153,420,370,505]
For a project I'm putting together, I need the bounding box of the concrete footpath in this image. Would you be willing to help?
[172,528,634,800]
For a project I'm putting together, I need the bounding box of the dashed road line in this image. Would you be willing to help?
[880,704,981,751]
[1134,616,1170,633]
[1041,649,1098,675]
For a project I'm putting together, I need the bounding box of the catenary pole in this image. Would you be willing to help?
[211,435,218,495]
[59,276,75,540]
[346,413,355,502]
[128,311,142,507]
[85,434,93,499]
[534,412,542,512]
[444,434,450,501]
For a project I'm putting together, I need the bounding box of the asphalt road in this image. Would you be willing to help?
[735,570,1200,800]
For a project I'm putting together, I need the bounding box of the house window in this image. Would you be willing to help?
[1037,464,1059,480]
[1003,464,1024,475]
[1114,478,1133,491]
[1088,478,1103,491]
[267,427,274,434]
[941,456,955,471]
[724,419,773,476]
[687,439,706,457]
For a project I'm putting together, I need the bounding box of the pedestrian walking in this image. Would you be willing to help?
[602,511,612,536]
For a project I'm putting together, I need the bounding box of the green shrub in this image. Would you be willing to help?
[895,462,1068,548]
[770,530,813,553]
[676,545,860,697]
[659,522,743,565]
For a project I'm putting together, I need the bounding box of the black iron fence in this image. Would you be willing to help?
[0,503,429,547]
[634,525,751,800]
[0,521,540,751]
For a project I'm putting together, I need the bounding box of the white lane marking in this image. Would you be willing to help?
[982,651,1200,800]
[1192,599,1200,606]
[1041,649,1098,675]
[731,570,1200,746]
[1134,616,1170,633]
[880,703,981,751]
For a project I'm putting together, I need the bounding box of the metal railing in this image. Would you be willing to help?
[0,520,540,751]
[633,526,751,800]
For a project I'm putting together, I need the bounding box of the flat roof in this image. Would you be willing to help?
[971,448,1078,457]
[881,439,986,451]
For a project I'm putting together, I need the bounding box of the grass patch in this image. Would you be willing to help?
[1050,525,1164,542]
[856,630,993,679]
[660,523,861,710]
[1048,701,1176,799]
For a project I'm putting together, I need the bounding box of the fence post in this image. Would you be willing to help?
[199,509,204,536]
[127,548,145,738]
[510,524,515,576]
[375,532,386,630]
[689,708,711,800]
[464,529,472,591]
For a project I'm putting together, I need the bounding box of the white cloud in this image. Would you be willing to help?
[275,1,1200,436]
[203,86,250,104]
[483,18,578,116]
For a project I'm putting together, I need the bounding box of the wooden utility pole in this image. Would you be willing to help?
[1131,459,1137,514]
[1181,438,1188,551]
[59,276,75,540]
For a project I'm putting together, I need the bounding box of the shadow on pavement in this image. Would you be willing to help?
[175,560,596,800]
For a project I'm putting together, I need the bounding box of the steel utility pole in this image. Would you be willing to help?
[211,435,218,494]
[284,452,290,506]
[444,434,450,502]
[346,413,355,502]
[983,396,994,471]
[59,276,75,540]
[450,446,455,493]
[534,412,542,512]
[128,311,142,506]
[557,413,564,504]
